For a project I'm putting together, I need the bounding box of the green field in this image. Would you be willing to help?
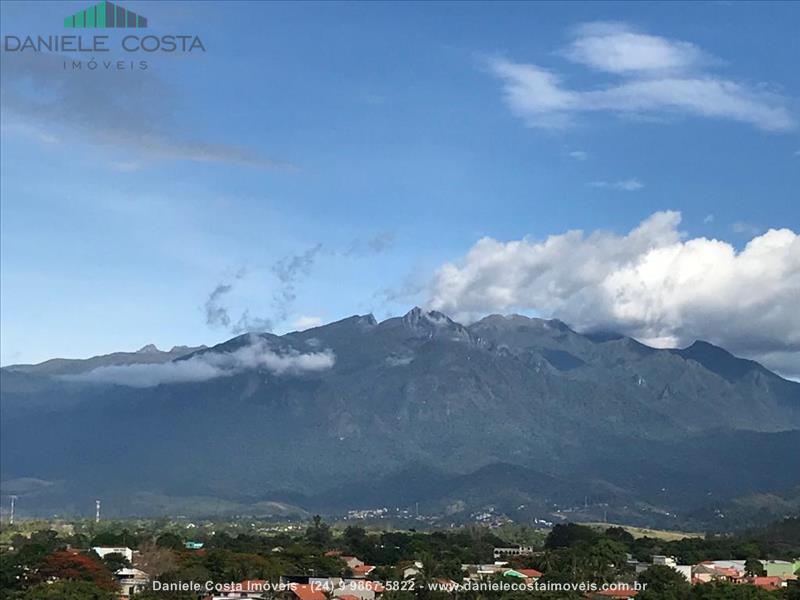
[580,522,703,541]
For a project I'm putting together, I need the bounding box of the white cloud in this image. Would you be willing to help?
[563,21,709,75]
[568,150,588,160]
[292,315,324,330]
[427,211,800,378]
[62,337,335,387]
[588,178,644,191]
[487,23,795,132]
[703,214,715,224]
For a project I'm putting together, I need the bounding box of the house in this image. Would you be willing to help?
[401,560,423,579]
[749,576,786,590]
[652,556,691,582]
[185,541,204,550]
[634,556,691,582]
[763,560,796,579]
[493,546,534,559]
[350,564,376,578]
[692,561,745,583]
[338,579,384,600]
[286,578,383,600]
[209,579,270,599]
[287,584,326,600]
[115,568,149,598]
[502,568,542,582]
[341,556,365,569]
[92,546,134,562]
[462,562,509,580]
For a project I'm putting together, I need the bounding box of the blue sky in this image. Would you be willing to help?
[1,1,798,375]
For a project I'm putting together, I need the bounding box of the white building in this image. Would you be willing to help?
[650,556,691,581]
[493,546,534,559]
[115,567,149,598]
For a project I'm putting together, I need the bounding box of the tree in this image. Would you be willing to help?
[22,581,116,600]
[135,541,179,577]
[745,557,766,577]
[155,532,184,551]
[342,526,370,557]
[33,551,117,591]
[578,538,628,583]
[100,551,131,572]
[605,526,636,545]
[305,515,332,548]
[90,529,138,549]
[544,524,598,549]
[637,564,691,600]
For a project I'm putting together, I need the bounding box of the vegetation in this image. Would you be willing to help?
[0,517,798,599]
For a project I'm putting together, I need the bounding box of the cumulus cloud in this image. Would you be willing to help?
[62,337,335,387]
[427,211,800,378]
[487,22,795,132]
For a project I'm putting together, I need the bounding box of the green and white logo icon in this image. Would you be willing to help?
[64,1,147,28]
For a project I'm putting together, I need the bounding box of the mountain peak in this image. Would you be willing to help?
[393,307,472,342]
[402,306,451,323]
[673,340,762,383]
[136,344,160,354]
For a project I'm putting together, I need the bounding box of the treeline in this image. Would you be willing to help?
[0,517,798,599]
[506,521,800,599]
[543,518,800,565]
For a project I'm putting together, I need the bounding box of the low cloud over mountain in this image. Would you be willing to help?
[61,337,335,387]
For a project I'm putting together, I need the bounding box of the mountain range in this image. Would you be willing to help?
[2,308,798,529]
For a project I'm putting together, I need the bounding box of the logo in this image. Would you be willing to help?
[64,1,147,29]
[2,1,204,71]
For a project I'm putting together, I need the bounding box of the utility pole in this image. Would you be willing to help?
[95,499,101,523]
[9,495,17,526]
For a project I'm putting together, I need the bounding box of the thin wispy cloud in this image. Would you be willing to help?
[568,150,588,160]
[204,269,276,335]
[0,52,293,170]
[487,22,795,132]
[204,233,395,335]
[731,221,763,236]
[587,178,644,191]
